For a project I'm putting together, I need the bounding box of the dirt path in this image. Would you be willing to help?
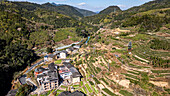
[134,55,149,63]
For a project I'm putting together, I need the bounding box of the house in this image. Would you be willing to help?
[58,90,86,96]
[60,51,67,59]
[62,62,81,84]
[66,47,74,54]
[59,65,72,85]
[34,67,48,77]
[73,45,81,49]
[44,55,48,61]
[18,75,27,85]
[44,54,53,62]
[36,63,59,91]
[72,49,78,54]
[69,67,81,83]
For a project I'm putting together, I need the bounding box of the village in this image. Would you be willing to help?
[8,40,87,96]
[8,28,170,96]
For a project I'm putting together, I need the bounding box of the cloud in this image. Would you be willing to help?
[117,4,127,8]
[77,2,86,6]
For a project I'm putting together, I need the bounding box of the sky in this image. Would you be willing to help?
[10,0,153,12]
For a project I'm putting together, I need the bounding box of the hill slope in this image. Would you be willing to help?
[51,2,96,17]
[42,3,84,18]
[126,0,170,13]
[99,6,121,14]
[74,7,96,16]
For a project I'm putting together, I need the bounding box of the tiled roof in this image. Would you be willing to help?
[18,75,26,85]
[63,62,74,68]
[48,63,56,71]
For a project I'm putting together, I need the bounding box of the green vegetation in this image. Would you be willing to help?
[122,73,140,80]
[54,28,80,42]
[119,90,133,96]
[128,63,150,69]
[55,60,62,64]
[89,81,94,85]
[100,78,109,85]
[127,70,140,75]
[149,56,170,68]
[101,92,107,96]
[80,81,83,86]
[122,14,168,32]
[92,86,98,93]
[73,85,79,88]
[152,91,160,96]
[93,77,100,84]
[82,87,87,94]
[102,88,117,96]
[46,47,53,53]
[61,85,67,88]
[85,83,93,93]
[96,67,102,72]
[151,70,170,73]
[126,77,139,84]
[150,38,170,50]
[99,6,121,14]
[16,84,33,96]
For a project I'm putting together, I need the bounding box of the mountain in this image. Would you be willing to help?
[42,3,84,18]
[51,2,66,6]
[99,6,121,14]
[74,7,96,16]
[126,0,170,13]
[51,2,96,17]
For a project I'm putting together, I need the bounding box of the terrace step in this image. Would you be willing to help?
[125,76,139,81]
[126,72,138,76]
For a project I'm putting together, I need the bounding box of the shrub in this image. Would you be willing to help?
[119,90,133,96]
[89,81,94,85]
[93,77,100,84]
[96,67,102,72]
[102,88,117,96]
[100,78,109,85]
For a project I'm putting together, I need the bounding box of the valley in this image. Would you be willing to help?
[0,0,169,96]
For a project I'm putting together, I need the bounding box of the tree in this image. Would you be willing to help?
[16,84,33,96]
[46,47,53,53]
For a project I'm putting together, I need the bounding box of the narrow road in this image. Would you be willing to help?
[25,60,44,74]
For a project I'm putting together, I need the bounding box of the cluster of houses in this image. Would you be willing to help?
[34,45,81,92]
[34,60,81,91]
[44,45,80,61]
[7,44,82,96]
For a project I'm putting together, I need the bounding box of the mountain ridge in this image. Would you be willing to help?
[42,3,84,18]
[99,6,121,14]
[51,2,96,17]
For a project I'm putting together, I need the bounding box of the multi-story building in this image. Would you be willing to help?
[59,62,81,85]
[36,63,59,91]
